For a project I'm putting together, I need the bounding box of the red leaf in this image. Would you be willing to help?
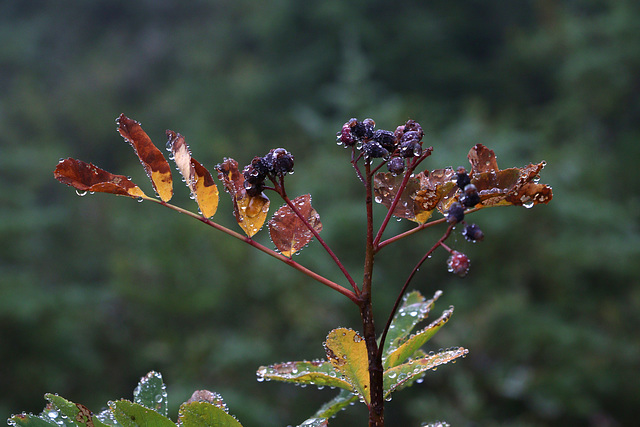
[269,194,322,257]
[117,114,173,202]
[54,158,147,198]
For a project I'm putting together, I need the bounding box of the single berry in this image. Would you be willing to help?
[387,157,405,175]
[337,123,356,147]
[363,141,388,159]
[351,118,375,141]
[403,119,424,140]
[399,140,422,158]
[462,223,484,242]
[456,167,471,190]
[460,183,480,208]
[447,251,470,277]
[373,129,397,151]
[272,148,295,175]
[446,202,465,224]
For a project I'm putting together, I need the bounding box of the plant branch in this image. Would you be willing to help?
[377,223,455,357]
[146,197,359,304]
[372,148,433,249]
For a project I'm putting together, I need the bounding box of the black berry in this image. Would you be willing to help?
[462,223,484,242]
[446,202,465,224]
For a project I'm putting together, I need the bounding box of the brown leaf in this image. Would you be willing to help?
[117,114,173,202]
[216,158,270,237]
[54,158,147,198]
[269,194,322,257]
[468,143,499,175]
[374,169,457,224]
[166,130,219,218]
[467,145,553,208]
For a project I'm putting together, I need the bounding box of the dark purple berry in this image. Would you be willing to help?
[446,202,465,224]
[272,148,294,175]
[351,118,375,141]
[373,129,397,151]
[456,167,471,190]
[399,140,422,158]
[387,157,405,175]
[403,120,424,140]
[363,141,388,159]
[447,251,470,277]
[337,123,356,147]
[462,223,484,242]
[460,183,480,208]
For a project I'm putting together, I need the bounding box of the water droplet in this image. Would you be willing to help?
[48,411,59,419]
[523,201,534,209]
[375,195,382,203]
[75,190,88,197]
[257,376,265,382]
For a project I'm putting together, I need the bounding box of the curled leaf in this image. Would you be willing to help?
[117,114,173,202]
[324,328,370,404]
[54,158,147,199]
[269,194,322,257]
[166,130,219,218]
[216,158,269,237]
[467,144,553,208]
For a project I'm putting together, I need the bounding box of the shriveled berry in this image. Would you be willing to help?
[399,140,422,158]
[363,141,388,159]
[447,251,470,277]
[387,157,405,175]
[403,119,424,140]
[373,129,397,151]
[446,202,465,224]
[462,223,484,242]
[352,118,375,141]
[460,183,480,208]
[263,148,294,175]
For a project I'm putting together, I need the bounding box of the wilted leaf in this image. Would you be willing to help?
[269,194,322,257]
[382,290,442,364]
[257,360,352,390]
[467,144,553,208]
[216,158,269,237]
[109,400,175,427]
[178,401,243,427]
[117,114,173,202]
[166,130,219,218]
[54,158,147,199]
[384,306,454,368]
[383,347,469,397]
[312,389,358,420]
[324,328,370,404]
[374,169,457,224]
[132,371,168,417]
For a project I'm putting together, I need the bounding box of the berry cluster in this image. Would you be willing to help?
[243,148,294,196]
[337,118,426,174]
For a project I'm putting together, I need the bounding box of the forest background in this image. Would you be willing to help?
[1,1,639,426]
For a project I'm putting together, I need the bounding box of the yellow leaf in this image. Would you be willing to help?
[324,328,370,404]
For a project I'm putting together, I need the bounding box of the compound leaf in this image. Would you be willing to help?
[117,114,173,202]
[269,194,322,257]
[257,360,351,390]
[324,328,370,404]
[54,158,147,199]
[166,130,219,218]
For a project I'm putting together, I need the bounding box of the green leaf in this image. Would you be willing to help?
[384,306,454,368]
[257,360,351,390]
[133,371,168,417]
[382,291,442,365]
[110,400,176,427]
[383,347,469,397]
[324,328,370,404]
[44,394,109,427]
[312,389,358,420]
[178,401,243,427]
[8,413,58,427]
[296,418,328,427]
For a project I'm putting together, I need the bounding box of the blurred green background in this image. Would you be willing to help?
[2,0,639,425]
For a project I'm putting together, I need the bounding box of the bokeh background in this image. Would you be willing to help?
[2,1,639,426]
